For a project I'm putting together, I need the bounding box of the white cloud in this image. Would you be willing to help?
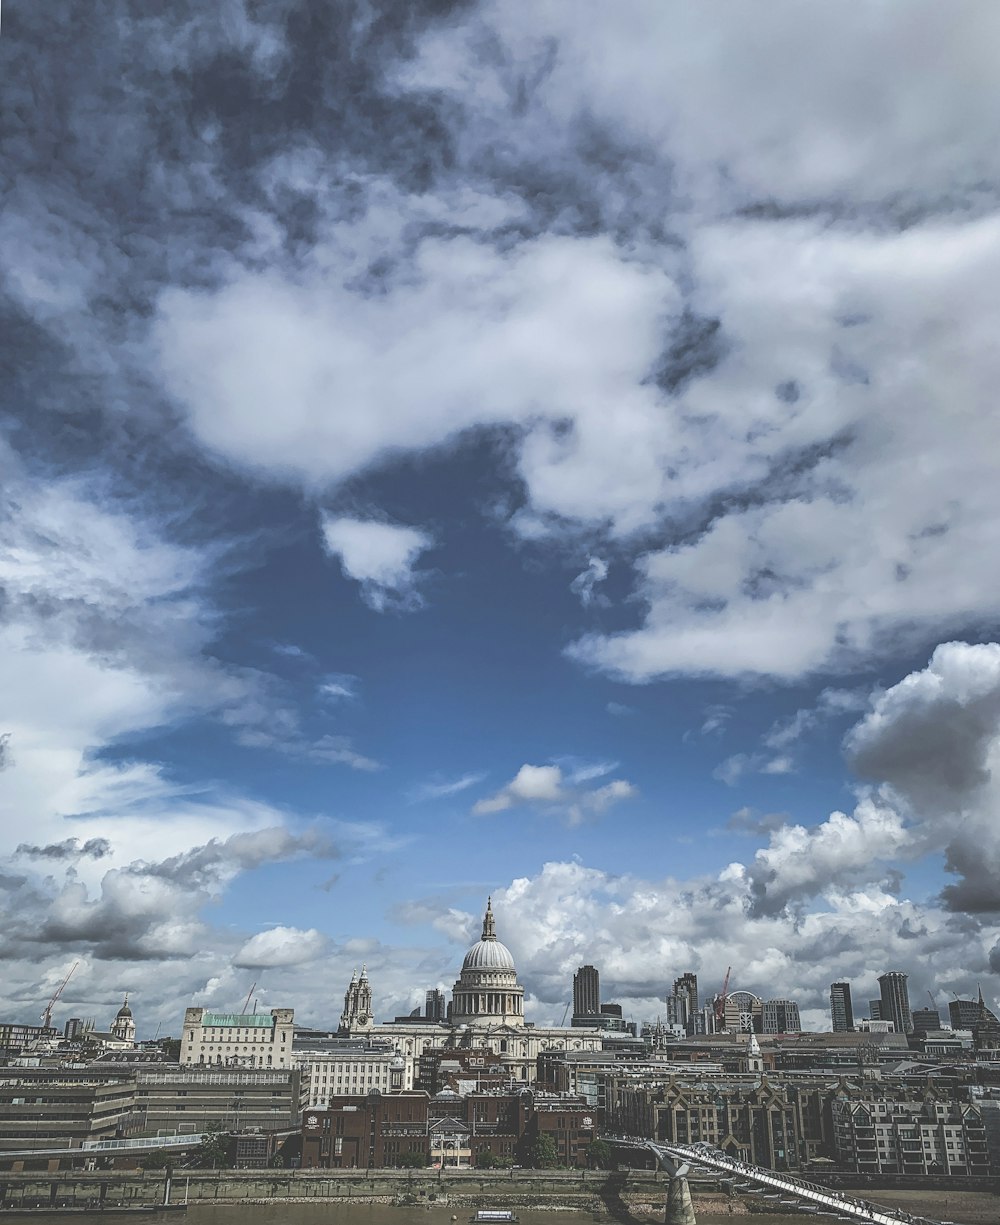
[320,514,432,611]
[569,556,608,607]
[424,2,1000,209]
[318,674,358,702]
[430,854,1000,1025]
[568,210,1000,680]
[234,926,328,969]
[472,762,636,824]
[410,773,487,802]
[155,226,680,537]
[714,752,794,786]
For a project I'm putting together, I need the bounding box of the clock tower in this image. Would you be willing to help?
[339,964,374,1034]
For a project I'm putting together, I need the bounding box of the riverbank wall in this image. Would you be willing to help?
[0,1169,744,1215]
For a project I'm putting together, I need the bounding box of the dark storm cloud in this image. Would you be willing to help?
[16,838,112,861]
[130,826,339,887]
[940,843,1000,915]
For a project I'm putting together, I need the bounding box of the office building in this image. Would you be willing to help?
[869,1000,882,1022]
[831,1094,989,1176]
[0,1067,136,1152]
[761,1000,801,1034]
[878,971,913,1035]
[830,982,854,1032]
[573,965,601,1019]
[132,1065,303,1136]
[673,973,699,1037]
[911,1007,941,1035]
[296,1040,408,1105]
[424,989,446,1021]
[950,998,981,1030]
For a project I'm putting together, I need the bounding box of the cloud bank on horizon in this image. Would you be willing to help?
[2,1,1000,1034]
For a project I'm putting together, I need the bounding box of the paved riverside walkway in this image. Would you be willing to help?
[610,1137,949,1225]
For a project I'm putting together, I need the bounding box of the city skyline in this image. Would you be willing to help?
[41,937,963,1045]
[3,3,1000,1038]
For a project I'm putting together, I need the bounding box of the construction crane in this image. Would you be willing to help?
[41,961,79,1030]
[714,965,732,1031]
[240,982,257,1015]
[560,1001,571,1025]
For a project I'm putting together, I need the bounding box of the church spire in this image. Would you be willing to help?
[482,896,497,940]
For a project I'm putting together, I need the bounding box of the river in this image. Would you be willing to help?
[3,1195,998,1225]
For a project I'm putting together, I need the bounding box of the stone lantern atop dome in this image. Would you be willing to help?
[451,898,524,1027]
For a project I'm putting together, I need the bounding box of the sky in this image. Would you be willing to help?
[3,1,1000,1039]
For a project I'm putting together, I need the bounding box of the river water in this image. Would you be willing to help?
[5,1200,998,1225]
[0,1208,819,1225]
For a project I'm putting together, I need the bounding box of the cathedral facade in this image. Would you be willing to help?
[337,899,601,1084]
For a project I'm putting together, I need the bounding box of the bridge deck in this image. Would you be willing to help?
[611,1137,945,1225]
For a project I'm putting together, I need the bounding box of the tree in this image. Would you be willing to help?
[587,1140,613,1170]
[528,1133,559,1169]
[475,1148,500,1169]
[196,1122,231,1169]
[139,1151,172,1171]
[397,1151,426,1168]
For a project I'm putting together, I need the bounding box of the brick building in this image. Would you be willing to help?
[300,1089,598,1170]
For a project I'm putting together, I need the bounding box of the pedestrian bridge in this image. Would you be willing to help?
[609,1137,948,1225]
[0,1133,206,1161]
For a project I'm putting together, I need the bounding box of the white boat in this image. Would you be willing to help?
[471,1213,519,1223]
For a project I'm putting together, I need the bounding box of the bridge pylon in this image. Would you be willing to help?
[664,1175,696,1225]
[651,1149,696,1225]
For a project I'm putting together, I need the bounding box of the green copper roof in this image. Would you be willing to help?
[201,1012,275,1028]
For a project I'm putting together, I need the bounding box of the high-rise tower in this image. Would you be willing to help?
[673,973,699,1036]
[573,965,601,1019]
[830,982,854,1032]
[878,971,913,1035]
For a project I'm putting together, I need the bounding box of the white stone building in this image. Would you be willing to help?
[295,1043,410,1106]
[180,1007,294,1069]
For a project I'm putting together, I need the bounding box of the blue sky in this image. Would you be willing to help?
[3,1,1000,1037]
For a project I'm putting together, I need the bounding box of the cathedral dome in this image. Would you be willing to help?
[116,997,132,1019]
[450,898,525,1027]
[462,938,515,972]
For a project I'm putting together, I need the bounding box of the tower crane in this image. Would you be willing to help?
[714,965,732,1031]
[41,961,79,1030]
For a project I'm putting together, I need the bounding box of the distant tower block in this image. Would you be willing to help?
[878,971,913,1035]
[573,965,600,1018]
[830,982,854,1032]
